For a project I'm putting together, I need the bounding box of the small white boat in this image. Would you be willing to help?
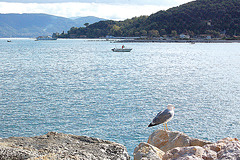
[112,48,132,52]
[112,45,132,52]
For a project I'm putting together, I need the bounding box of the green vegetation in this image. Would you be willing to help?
[59,0,240,38]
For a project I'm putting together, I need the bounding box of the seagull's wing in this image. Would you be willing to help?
[148,109,172,127]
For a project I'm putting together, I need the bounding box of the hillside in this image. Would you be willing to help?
[0,14,106,38]
[62,0,240,38]
[146,0,240,36]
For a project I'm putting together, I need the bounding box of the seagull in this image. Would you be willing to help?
[148,104,175,130]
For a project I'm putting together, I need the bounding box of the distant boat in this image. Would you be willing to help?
[112,45,132,52]
[36,36,57,41]
[112,48,132,52]
[7,40,11,42]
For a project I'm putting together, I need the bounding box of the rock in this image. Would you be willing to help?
[133,142,165,160]
[163,137,240,160]
[0,132,130,160]
[136,130,239,160]
[206,137,240,160]
[163,146,217,160]
[147,129,212,152]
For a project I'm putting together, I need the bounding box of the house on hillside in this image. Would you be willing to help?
[179,34,190,39]
[233,35,240,40]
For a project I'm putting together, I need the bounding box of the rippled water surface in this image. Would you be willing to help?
[1,39,240,157]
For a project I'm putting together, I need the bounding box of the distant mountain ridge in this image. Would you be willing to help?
[0,13,107,38]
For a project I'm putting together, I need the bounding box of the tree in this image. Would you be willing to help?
[140,30,148,36]
[110,25,122,36]
[160,29,167,36]
[135,31,140,36]
[148,30,160,37]
[84,23,89,27]
[206,30,220,38]
[69,27,78,34]
[171,30,178,37]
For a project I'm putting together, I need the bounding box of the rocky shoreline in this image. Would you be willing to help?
[0,130,239,160]
[0,132,130,160]
[134,130,240,159]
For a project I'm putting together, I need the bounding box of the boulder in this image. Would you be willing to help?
[163,146,217,160]
[206,137,240,159]
[133,142,165,160]
[0,132,130,160]
[147,129,212,152]
[163,137,240,160]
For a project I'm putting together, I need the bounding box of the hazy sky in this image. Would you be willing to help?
[0,0,195,20]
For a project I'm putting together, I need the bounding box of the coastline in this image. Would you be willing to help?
[2,37,240,43]
[1,130,239,160]
[114,39,240,43]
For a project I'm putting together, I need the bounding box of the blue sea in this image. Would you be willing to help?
[0,38,239,157]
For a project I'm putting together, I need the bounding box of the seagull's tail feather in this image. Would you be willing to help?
[148,123,156,127]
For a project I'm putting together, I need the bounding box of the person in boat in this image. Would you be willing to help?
[122,45,125,49]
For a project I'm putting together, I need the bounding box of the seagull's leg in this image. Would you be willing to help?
[163,124,165,130]
[166,123,168,130]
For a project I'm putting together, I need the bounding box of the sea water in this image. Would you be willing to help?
[0,38,240,157]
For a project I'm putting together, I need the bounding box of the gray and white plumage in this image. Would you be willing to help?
[148,104,175,128]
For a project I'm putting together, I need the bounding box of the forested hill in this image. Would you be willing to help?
[61,0,240,38]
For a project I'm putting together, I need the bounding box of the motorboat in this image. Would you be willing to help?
[112,48,132,52]
[112,45,132,52]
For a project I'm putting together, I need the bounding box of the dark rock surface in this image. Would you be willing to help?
[0,132,130,160]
